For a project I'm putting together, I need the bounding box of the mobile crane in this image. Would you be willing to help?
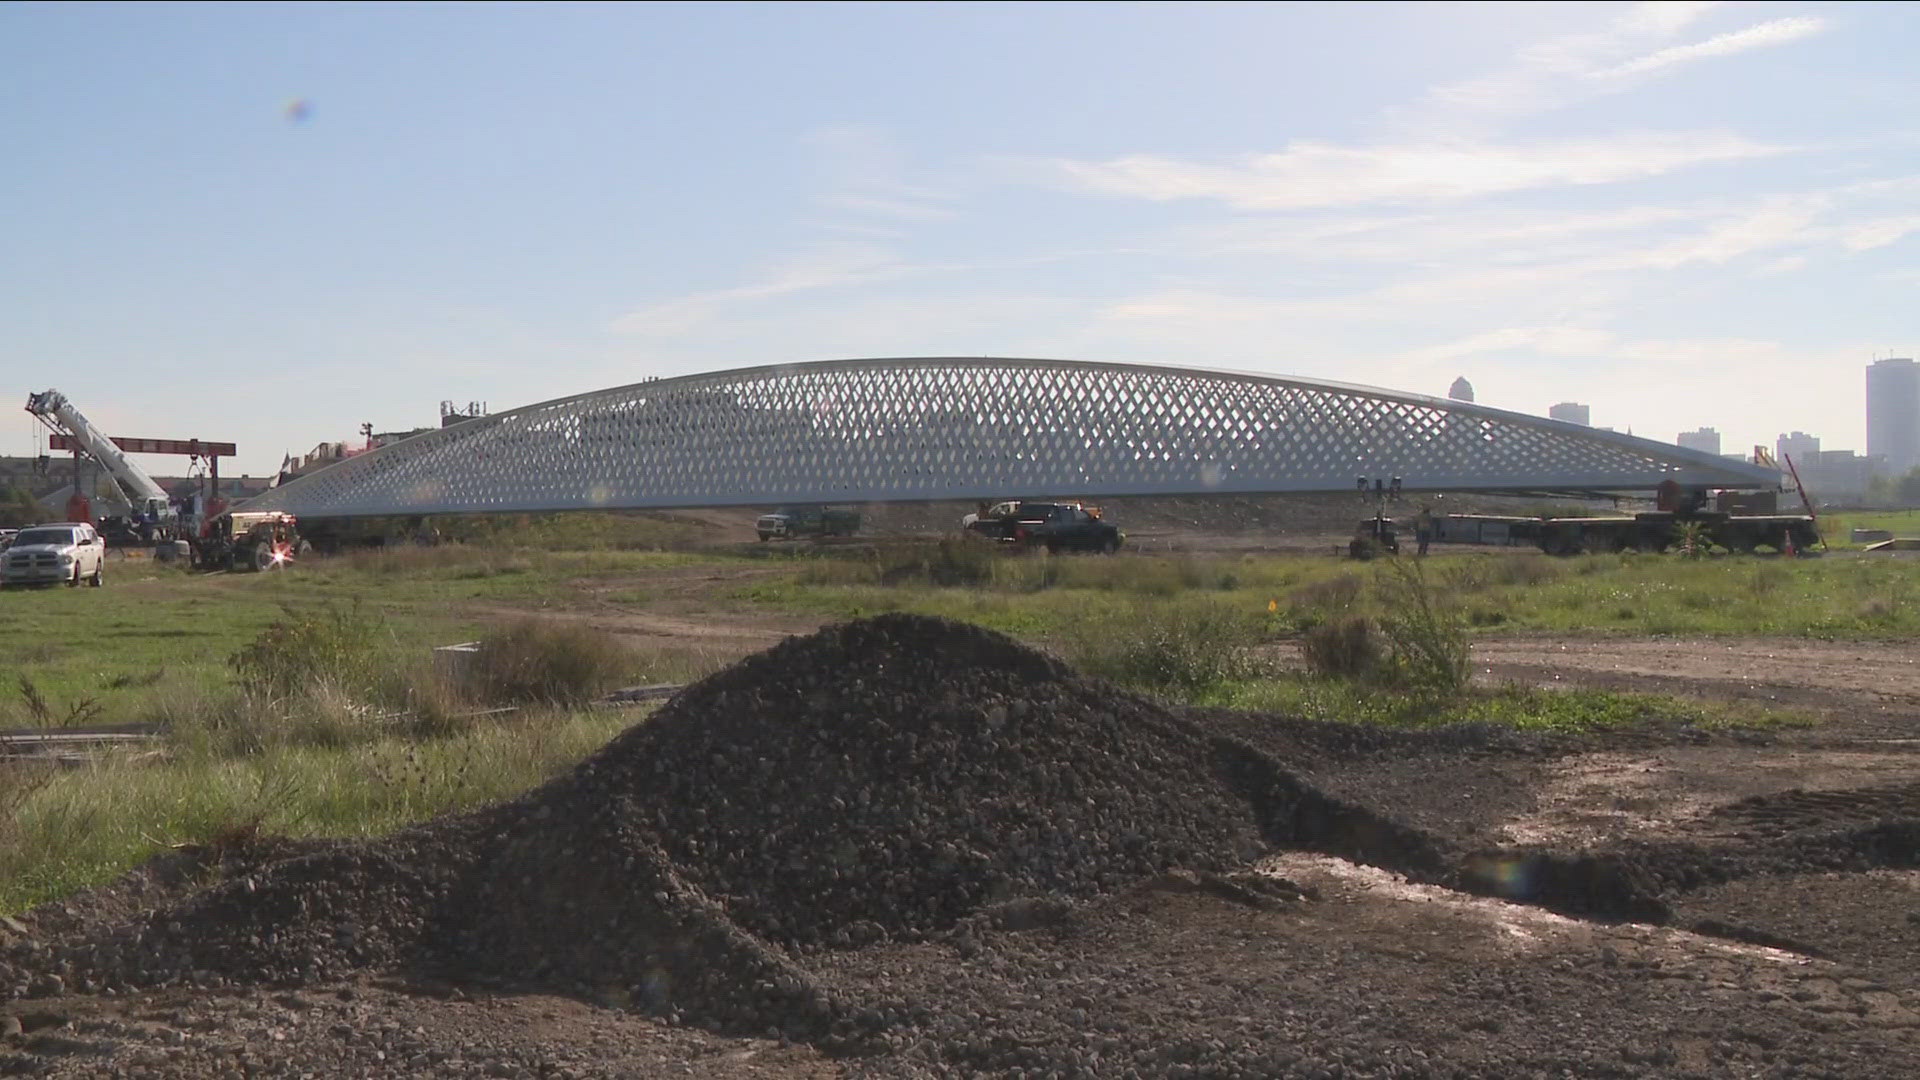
[25,389,176,532]
[24,389,301,571]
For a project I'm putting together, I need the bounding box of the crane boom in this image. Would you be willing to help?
[25,389,173,518]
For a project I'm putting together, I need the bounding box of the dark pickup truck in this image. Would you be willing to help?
[962,501,1123,553]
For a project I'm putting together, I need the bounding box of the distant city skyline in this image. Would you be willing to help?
[5,3,1916,475]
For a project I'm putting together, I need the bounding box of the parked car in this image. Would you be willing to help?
[963,501,1123,553]
[0,522,106,587]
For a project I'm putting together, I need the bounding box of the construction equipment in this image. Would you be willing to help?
[25,389,181,530]
[1429,486,1819,556]
[23,388,300,571]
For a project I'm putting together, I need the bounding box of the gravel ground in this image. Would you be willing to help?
[4,614,1919,1078]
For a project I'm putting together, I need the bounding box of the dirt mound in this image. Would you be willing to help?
[0,616,1331,1036]
[535,614,1269,949]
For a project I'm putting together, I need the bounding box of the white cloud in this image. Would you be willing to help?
[1843,215,1920,251]
[610,240,902,337]
[1409,4,1822,132]
[802,124,956,226]
[1052,132,1785,210]
[1618,1,1725,40]
[1604,16,1827,77]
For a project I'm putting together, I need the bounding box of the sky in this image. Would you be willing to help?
[4,0,1916,476]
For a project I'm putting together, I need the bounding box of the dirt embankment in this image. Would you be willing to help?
[5,615,1920,1078]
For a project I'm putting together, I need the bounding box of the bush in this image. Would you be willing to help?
[230,603,382,699]
[464,620,638,706]
[1299,613,1381,679]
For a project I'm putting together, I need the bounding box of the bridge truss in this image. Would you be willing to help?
[241,357,1777,518]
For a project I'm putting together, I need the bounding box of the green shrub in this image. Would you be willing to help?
[230,603,383,699]
[1061,601,1272,696]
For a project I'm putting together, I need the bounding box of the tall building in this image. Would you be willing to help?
[1548,402,1590,426]
[1867,358,1919,474]
[1448,376,1475,402]
[1677,427,1721,455]
[1776,431,1820,465]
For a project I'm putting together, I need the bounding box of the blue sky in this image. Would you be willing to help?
[5,1,1915,476]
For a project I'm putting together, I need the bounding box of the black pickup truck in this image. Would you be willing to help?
[962,501,1123,553]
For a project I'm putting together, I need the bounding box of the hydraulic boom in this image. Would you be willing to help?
[25,389,173,522]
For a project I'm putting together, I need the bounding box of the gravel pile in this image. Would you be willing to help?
[0,615,1308,1037]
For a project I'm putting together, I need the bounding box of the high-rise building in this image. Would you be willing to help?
[1448,377,1474,402]
[1867,358,1919,474]
[1548,402,1590,426]
[1677,427,1721,455]
[1776,431,1820,465]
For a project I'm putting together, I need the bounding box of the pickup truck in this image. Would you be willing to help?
[962,501,1123,553]
[1,522,106,587]
[756,506,861,541]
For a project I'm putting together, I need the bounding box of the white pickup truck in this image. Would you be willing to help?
[0,522,107,588]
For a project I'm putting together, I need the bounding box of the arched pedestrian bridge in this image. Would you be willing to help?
[243,357,1777,518]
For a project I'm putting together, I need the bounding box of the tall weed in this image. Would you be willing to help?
[1374,557,1470,694]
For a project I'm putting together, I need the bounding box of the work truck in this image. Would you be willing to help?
[1432,490,1819,556]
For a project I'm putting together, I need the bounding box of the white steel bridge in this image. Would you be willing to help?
[241,357,1778,519]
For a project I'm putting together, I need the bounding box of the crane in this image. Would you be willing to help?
[23,389,300,569]
[25,389,184,529]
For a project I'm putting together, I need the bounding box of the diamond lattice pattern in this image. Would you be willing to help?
[243,358,1776,517]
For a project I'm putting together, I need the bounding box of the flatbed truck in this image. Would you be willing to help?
[1433,510,1818,555]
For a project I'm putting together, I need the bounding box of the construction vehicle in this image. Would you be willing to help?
[23,389,302,571]
[1348,517,1400,559]
[25,389,176,533]
[1431,488,1819,556]
[192,510,305,571]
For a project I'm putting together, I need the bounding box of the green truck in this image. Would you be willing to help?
[756,505,861,541]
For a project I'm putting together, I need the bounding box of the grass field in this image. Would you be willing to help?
[1823,508,1920,547]
[2,532,1910,912]
[738,544,1920,641]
